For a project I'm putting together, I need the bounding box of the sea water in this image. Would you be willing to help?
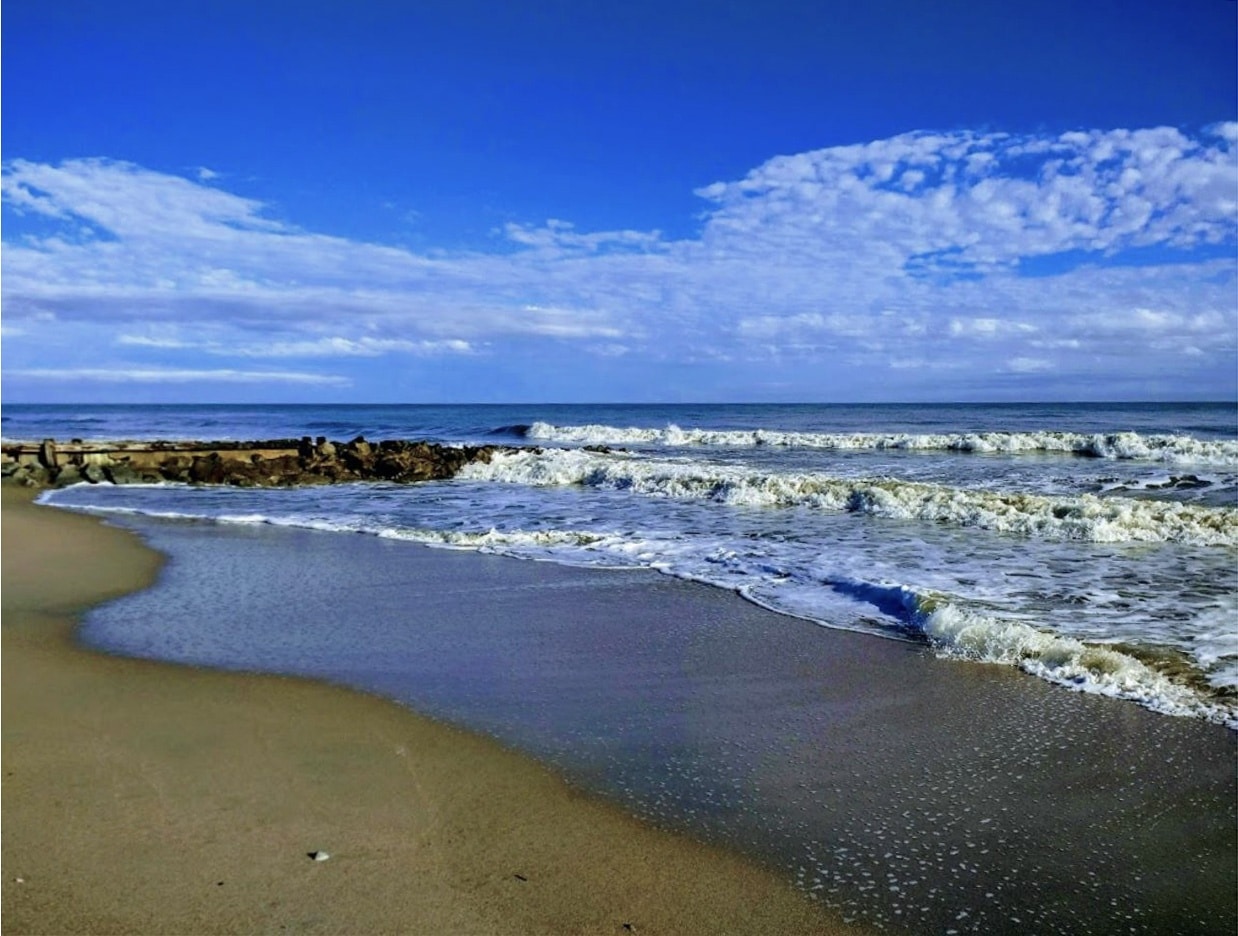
[43,515,1238,934]
[13,402,1236,727]
[9,402,1237,933]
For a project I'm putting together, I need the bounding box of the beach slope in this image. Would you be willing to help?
[1,487,858,935]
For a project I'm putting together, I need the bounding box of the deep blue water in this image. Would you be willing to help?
[5,400,1236,444]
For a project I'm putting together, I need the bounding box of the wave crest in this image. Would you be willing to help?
[526,422,1238,465]
[460,449,1238,546]
[836,579,1234,727]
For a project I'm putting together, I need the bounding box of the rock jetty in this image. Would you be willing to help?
[0,437,511,488]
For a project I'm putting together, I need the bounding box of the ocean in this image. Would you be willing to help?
[7,401,1237,933]
[10,402,1237,726]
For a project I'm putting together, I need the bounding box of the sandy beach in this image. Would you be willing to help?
[6,479,1236,934]
[1,485,861,935]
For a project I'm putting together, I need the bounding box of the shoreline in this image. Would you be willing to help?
[1,486,862,934]
[7,484,1236,933]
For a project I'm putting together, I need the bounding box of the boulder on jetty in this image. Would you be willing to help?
[0,436,511,489]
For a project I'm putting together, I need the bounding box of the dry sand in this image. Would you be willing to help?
[1,486,863,935]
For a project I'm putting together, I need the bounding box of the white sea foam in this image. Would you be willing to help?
[375,525,608,551]
[40,460,1238,727]
[40,490,632,568]
[459,449,1238,546]
[35,489,207,523]
[208,511,618,554]
[835,580,1235,727]
[527,422,1238,465]
[1190,604,1238,690]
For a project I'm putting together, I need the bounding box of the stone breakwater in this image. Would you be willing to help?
[0,437,513,488]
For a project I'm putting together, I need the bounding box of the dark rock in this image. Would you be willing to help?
[104,463,140,485]
[188,453,230,484]
[3,438,514,490]
[261,454,302,482]
[38,439,59,469]
[340,445,374,472]
[159,455,194,483]
[1169,474,1210,489]
[9,464,49,487]
[53,465,84,486]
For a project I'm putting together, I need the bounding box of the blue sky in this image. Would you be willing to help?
[3,0,1236,403]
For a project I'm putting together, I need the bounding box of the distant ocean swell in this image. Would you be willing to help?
[525,422,1238,465]
[458,449,1238,546]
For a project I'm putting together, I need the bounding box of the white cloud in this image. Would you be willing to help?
[1005,357,1053,373]
[694,124,1237,272]
[502,219,664,254]
[948,318,1037,338]
[117,334,198,349]
[2,122,1235,399]
[234,337,475,357]
[3,158,286,240]
[115,332,476,359]
[10,367,349,385]
[516,305,627,338]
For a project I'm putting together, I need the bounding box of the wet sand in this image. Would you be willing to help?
[6,485,1235,934]
[1,486,862,935]
[62,505,1238,934]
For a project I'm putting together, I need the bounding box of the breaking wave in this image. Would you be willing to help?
[459,449,1238,546]
[526,422,1238,465]
[40,485,1236,726]
[831,580,1235,727]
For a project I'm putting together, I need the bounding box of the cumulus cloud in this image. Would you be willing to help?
[502,219,665,254]
[693,124,1237,271]
[2,123,1235,399]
